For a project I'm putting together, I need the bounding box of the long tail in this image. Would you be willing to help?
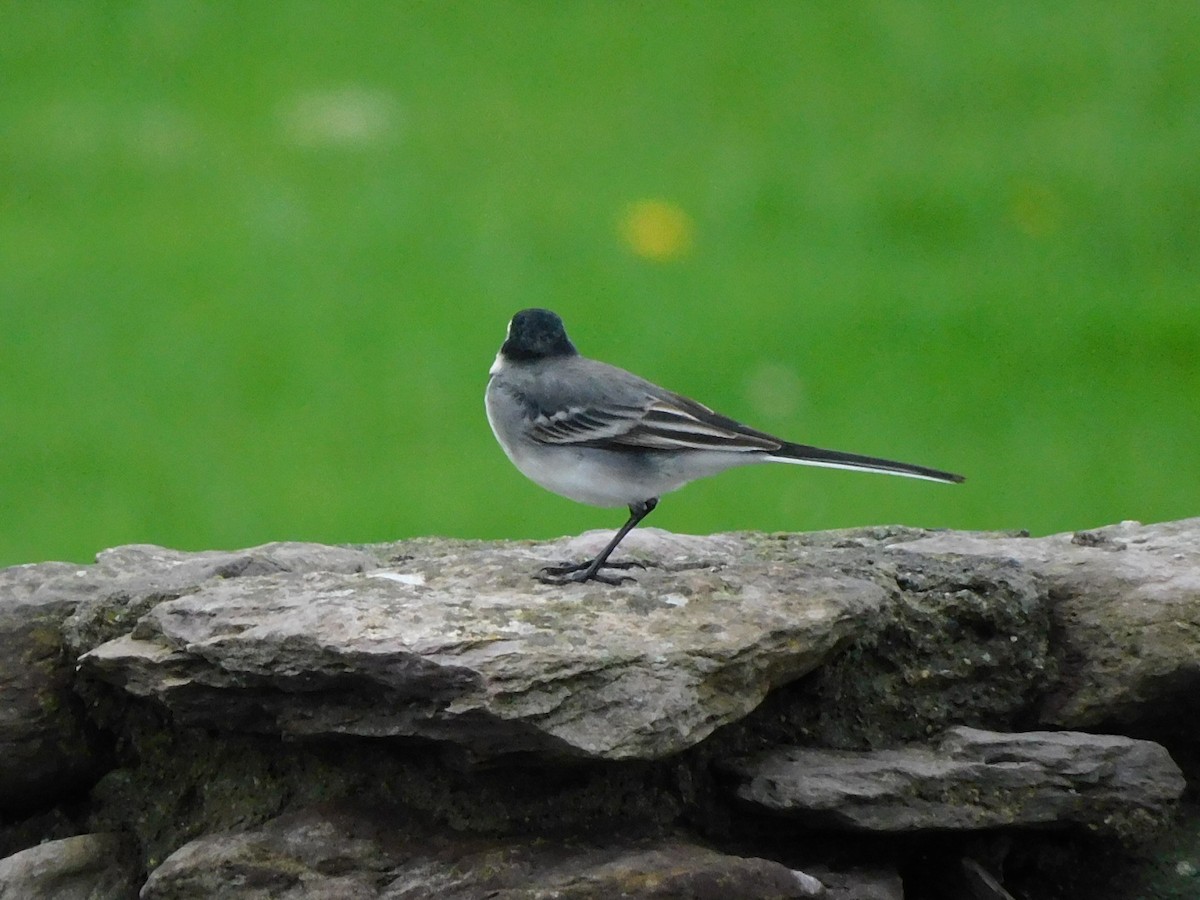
[766,442,965,484]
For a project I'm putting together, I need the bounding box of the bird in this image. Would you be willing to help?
[485,308,964,585]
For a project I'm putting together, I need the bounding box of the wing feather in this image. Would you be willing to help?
[528,393,781,454]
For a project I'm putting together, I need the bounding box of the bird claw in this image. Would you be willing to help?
[535,570,636,586]
[535,558,647,586]
[588,559,647,572]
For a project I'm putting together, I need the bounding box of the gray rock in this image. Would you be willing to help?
[63,541,377,654]
[809,868,904,900]
[724,726,1185,836]
[140,806,823,900]
[78,529,889,760]
[0,833,138,900]
[960,857,1017,900]
[3,523,1198,899]
[893,518,1200,731]
[0,562,101,812]
[0,543,375,812]
[791,549,1049,748]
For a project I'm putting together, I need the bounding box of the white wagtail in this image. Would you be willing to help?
[486,309,964,585]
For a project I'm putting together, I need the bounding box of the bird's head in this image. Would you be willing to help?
[500,309,578,362]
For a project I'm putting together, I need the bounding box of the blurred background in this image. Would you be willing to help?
[3,3,1198,568]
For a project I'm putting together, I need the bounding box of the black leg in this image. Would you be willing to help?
[537,498,658,586]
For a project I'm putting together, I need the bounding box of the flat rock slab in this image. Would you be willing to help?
[78,529,889,760]
[139,807,823,900]
[895,518,1200,730]
[725,726,1185,836]
[0,542,374,812]
[0,832,138,900]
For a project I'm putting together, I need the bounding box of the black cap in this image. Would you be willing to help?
[501,309,578,361]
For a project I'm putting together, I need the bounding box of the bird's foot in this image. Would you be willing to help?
[535,559,646,586]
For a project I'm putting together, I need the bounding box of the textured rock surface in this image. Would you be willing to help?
[725,726,1185,835]
[63,541,378,654]
[0,563,100,813]
[139,806,822,900]
[0,521,1197,899]
[777,546,1049,749]
[807,868,905,900]
[0,832,138,900]
[1,542,374,815]
[896,518,1200,731]
[77,530,891,760]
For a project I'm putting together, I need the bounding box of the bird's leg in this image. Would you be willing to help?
[537,499,658,585]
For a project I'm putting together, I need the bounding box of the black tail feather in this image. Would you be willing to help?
[770,441,965,484]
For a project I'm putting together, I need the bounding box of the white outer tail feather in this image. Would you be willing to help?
[762,454,959,484]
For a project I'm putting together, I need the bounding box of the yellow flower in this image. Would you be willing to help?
[619,199,694,261]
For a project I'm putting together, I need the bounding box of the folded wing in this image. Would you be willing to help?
[527,390,964,483]
[528,392,781,453]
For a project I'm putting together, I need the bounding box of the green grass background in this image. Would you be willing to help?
[3,2,1198,567]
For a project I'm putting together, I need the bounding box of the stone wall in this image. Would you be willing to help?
[1,520,1198,898]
